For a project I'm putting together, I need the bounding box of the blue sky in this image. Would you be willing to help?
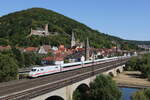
[0,0,150,41]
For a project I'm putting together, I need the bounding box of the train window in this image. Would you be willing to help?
[41,69,44,71]
[31,69,36,72]
[63,64,81,68]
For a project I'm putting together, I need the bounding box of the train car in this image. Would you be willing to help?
[61,62,82,71]
[28,56,125,78]
[29,65,60,78]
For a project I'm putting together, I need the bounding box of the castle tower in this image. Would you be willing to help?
[71,32,76,47]
[30,28,34,36]
[45,24,49,35]
[30,28,33,35]
[85,37,90,60]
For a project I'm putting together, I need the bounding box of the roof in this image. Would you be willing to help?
[0,46,11,51]
[24,47,38,52]
[42,56,64,61]
[41,45,51,52]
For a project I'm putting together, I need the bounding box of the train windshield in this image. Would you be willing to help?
[31,69,37,72]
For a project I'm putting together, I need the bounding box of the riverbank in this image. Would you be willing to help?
[113,71,150,89]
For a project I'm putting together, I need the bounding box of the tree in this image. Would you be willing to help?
[141,64,150,78]
[125,57,139,71]
[11,47,25,68]
[131,91,148,100]
[73,75,121,100]
[0,53,18,82]
[23,52,37,67]
[89,75,122,100]
[73,84,90,100]
[73,90,82,100]
[23,52,42,67]
[131,88,150,100]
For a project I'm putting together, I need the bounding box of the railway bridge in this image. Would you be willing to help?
[0,57,129,100]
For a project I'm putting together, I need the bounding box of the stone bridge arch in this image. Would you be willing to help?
[103,65,125,77]
[72,83,90,100]
[116,68,121,74]
[115,66,124,74]
[45,95,64,100]
[75,83,90,91]
[109,72,115,77]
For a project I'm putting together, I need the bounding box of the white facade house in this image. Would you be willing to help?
[38,45,51,54]
[38,46,48,54]
[55,60,64,65]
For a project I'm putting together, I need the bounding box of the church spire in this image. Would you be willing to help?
[45,24,49,35]
[85,37,90,60]
[71,31,76,47]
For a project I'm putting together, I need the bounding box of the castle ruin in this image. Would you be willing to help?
[29,24,50,36]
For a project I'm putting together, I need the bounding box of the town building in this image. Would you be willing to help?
[38,45,51,54]
[0,45,11,51]
[41,56,64,65]
[71,32,84,48]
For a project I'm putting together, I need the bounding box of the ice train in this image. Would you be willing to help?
[29,56,127,78]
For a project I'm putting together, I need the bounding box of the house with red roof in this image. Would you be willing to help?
[58,45,66,52]
[41,56,64,65]
[0,45,11,51]
[23,47,38,53]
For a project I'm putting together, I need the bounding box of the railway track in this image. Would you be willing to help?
[0,58,129,100]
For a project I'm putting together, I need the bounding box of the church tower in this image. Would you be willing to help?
[85,37,90,60]
[71,32,76,47]
[45,24,49,35]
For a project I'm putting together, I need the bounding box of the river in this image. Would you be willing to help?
[120,87,139,100]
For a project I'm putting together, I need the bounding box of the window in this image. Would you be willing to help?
[31,69,36,72]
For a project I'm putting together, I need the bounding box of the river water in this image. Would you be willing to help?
[120,87,139,100]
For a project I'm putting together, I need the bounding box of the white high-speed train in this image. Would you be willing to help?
[28,56,127,78]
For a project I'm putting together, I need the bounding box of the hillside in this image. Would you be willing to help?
[0,8,138,50]
[126,40,150,45]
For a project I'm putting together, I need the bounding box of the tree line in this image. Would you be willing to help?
[131,88,150,100]
[125,53,150,79]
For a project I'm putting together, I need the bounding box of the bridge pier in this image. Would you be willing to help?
[103,64,125,77]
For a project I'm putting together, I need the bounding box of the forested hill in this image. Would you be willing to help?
[0,8,138,50]
[126,40,150,45]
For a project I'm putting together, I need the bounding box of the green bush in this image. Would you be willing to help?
[131,88,150,100]
[0,53,18,82]
[126,54,150,78]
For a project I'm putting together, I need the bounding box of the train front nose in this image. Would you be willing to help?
[29,72,34,77]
